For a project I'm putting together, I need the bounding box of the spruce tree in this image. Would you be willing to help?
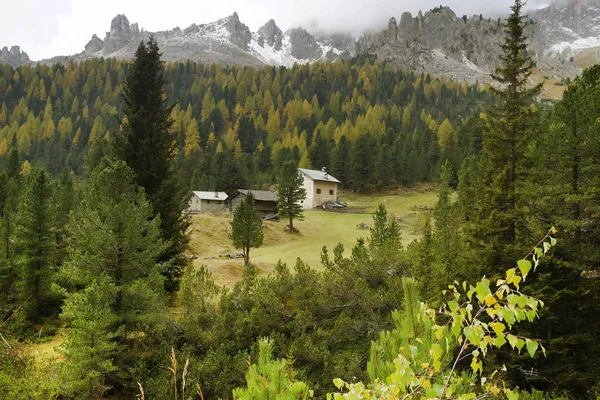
[276,160,306,231]
[469,0,541,272]
[229,192,263,265]
[114,37,189,291]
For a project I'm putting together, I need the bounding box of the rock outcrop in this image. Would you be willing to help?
[0,46,31,67]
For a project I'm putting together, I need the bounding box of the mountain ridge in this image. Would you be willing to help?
[3,0,599,87]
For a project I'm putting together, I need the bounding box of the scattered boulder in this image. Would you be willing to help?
[284,225,299,233]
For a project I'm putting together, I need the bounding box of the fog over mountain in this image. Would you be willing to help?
[0,0,576,60]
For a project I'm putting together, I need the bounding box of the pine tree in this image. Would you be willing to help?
[15,168,56,324]
[229,192,263,265]
[61,159,168,342]
[61,280,120,399]
[350,134,375,193]
[469,0,541,273]
[434,160,459,282]
[519,65,600,398]
[113,37,189,291]
[367,278,451,382]
[276,160,306,231]
[232,338,312,400]
[0,171,18,315]
[331,136,351,185]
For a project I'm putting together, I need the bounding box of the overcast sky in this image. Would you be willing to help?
[3,0,556,61]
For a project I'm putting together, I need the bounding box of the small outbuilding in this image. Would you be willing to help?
[226,189,279,220]
[188,191,228,214]
[298,167,341,210]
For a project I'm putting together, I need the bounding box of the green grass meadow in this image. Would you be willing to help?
[190,186,439,287]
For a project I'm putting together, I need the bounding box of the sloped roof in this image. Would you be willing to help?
[233,189,278,202]
[298,168,341,184]
[192,191,228,201]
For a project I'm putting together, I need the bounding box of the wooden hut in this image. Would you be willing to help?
[226,189,278,220]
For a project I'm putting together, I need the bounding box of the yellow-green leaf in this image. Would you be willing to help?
[526,339,539,358]
[506,334,518,349]
[490,322,506,336]
[517,259,532,278]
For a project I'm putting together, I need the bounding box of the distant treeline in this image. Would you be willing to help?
[0,54,491,191]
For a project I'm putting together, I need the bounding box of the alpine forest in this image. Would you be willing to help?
[1,1,600,399]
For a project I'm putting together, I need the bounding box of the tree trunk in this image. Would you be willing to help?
[244,243,249,265]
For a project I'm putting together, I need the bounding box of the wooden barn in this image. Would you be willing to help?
[226,189,278,220]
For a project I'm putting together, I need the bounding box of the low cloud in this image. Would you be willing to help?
[3,0,577,60]
[0,0,71,57]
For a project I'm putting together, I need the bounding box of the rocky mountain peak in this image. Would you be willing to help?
[387,17,398,42]
[84,34,104,55]
[224,12,252,50]
[103,14,139,55]
[257,19,283,50]
[288,27,321,60]
[0,45,31,67]
[4,1,594,89]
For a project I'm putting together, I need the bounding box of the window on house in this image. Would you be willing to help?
[316,188,321,194]
[329,189,334,195]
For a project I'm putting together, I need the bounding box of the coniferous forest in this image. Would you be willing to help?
[1,1,600,398]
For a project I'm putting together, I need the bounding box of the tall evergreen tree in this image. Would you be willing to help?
[349,134,375,193]
[276,160,306,231]
[61,280,120,399]
[331,136,351,186]
[15,168,56,324]
[61,159,168,341]
[433,160,460,282]
[469,0,542,273]
[0,171,18,316]
[229,192,263,266]
[113,37,189,291]
[518,65,600,398]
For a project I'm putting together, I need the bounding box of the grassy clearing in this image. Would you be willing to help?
[22,333,64,363]
[530,69,565,100]
[189,187,439,287]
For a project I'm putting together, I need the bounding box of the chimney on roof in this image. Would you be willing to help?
[322,166,328,179]
[215,191,219,198]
